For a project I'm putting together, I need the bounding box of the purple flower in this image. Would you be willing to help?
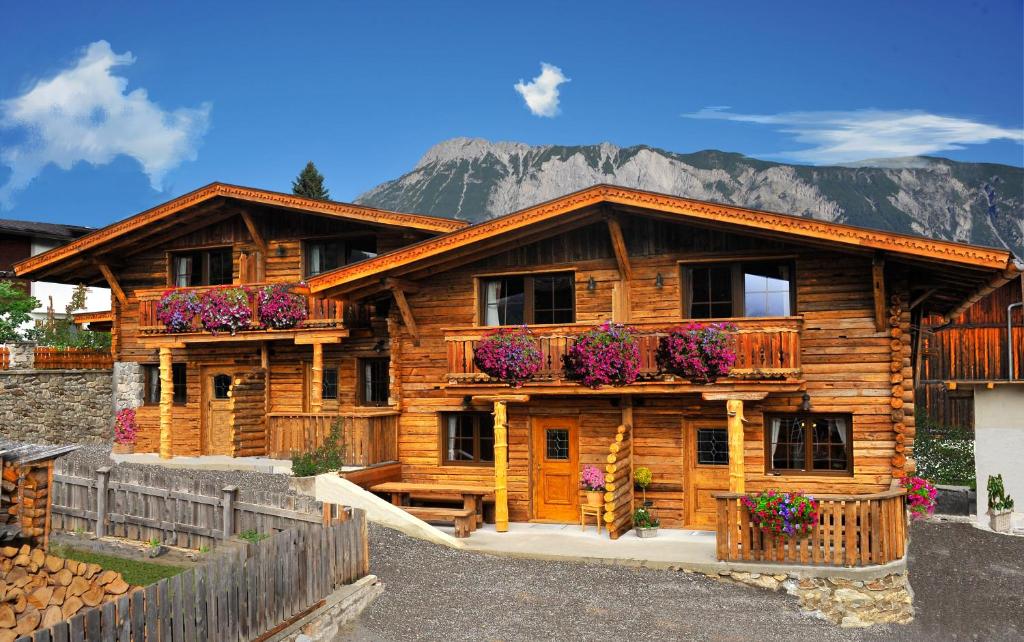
[655,323,738,382]
[581,465,606,492]
[258,284,308,329]
[473,326,542,387]
[156,290,201,333]
[563,321,641,389]
[198,287,254,335]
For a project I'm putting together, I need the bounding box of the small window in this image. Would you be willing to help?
[213,374,232,399]
[696,428,729,466]
[442,413,495,465]
[766,414,852,474]
[171,248,232,287]
[304,238,378,278]
[321,367,339,400]
[545,428,570,460]
[359,358,390,406]
[689,266,734,319]
[480,272,574,326]
[684,261,794,318]
[143,363,187,405]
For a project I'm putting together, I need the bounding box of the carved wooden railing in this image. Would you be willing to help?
[135,283,369,335]
[267,410,399,466]
[34,347,113,370]
[713,490,908,567]
[444,318,803,384]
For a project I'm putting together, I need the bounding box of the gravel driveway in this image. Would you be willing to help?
[339,521,1024,641]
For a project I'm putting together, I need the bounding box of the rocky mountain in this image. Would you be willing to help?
[357,138,1024,254]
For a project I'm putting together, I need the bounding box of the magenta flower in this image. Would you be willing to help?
[563,321,641,389]
[473,326,542,387]
[258,284,308,329]
[581,465,606,492]
[900,476,938,520]
[198,287,253,335]
[656,322,737,383]
[114,408,139,445]
[156,289,200,333]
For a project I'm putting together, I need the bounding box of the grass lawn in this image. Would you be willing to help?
[53,546,186,586]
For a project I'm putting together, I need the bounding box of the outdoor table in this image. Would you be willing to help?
[369,481,493,526]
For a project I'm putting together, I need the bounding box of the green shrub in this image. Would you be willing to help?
[291,416,346,477]
[238,529,269,544]
[914,410,975,488]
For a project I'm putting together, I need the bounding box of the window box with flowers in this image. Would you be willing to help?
[257,284,308,329]
[742,490,819,537]
[113,408,138,455]
[472,326,542,388]
[563,322,641,389]
[199,287,254,335]
[156,290,201,333]
[655,322,737,384]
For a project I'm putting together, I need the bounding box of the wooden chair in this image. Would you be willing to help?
[405,506,477,538]
[580,504,602,534]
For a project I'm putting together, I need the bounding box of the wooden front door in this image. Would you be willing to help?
[202,369,234,456]
[685,420,730,529]
[531,416,579,522]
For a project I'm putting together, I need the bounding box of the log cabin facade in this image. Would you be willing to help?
[16,183,1021,544]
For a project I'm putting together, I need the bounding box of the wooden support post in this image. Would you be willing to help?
[726,399,745,494]
[158,347,173,460]
[95,466,111,538]
[311,342,324,413]
[493,400,509,533]
[390,287,420,346]
[239,211,267,252]
[97,263,127,306]
[221,486,237,539]
[872,254,886,332]
[606,215,632,322]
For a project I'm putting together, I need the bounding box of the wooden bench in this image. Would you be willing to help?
[404,506,476,538]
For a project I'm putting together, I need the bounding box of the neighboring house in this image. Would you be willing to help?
[0,218,110,329]
[15,183,1020,538]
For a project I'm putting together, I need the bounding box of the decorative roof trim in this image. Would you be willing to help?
[72,310,112,324]
[14,183,466,277]
[307,184,1016,293]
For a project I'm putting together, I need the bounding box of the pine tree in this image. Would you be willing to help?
[291,161,330,200]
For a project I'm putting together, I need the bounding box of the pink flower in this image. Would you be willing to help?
[473,326,542,387]
[114,408,138,445]
[563,322,641,389]
[656,323,737,382]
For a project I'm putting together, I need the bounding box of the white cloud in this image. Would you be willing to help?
[514,63,569,118]
[683,107,1024,164]
[0,40,211,206]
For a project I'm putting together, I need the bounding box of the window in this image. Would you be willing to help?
[683,261,794,318]
[212,374,232,399]
[321,367,339,400]
[480,272,574,326]
[696,428,729,466]
[766,414,852,474]
[142,363,187,405]
[304,238,378,278]
[442,413,495,465]
[359,358,390,406]
[171,248,232,287]
[545,428,570,460]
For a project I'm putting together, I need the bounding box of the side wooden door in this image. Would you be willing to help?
[685,420,730,529]
[531,416,579,522]
[202,369,234,456]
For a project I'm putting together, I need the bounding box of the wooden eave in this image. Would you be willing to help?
[73,310,112,325]
[13,182,467,282]
[306,184,1018,299]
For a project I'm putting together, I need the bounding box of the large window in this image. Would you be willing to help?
[683,261,794,318]
[143,363,187,405]
[359,358,390,406]
[480,272,574,326]
[766,414,852,474]
[304,238,378,278]
[171,248,232,287]
[442,413,495,465]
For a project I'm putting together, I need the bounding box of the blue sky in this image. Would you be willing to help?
[1,1,1022,227]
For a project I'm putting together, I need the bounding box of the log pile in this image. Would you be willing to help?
[2,461,52,545]
[0,544,134,641]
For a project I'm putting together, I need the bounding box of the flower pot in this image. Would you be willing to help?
[586,490,604,507]
[635,526,659,539]
[989,509,1013,533]
[112,442,135,455]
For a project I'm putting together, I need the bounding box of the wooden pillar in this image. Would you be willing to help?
[159,347,173,459]
[726,399,745,493]
[493,400,509,532]
[310,342,324,413]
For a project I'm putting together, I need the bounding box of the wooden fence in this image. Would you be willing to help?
[0,347,7,370]
[267,411,399,466]
[714,490,907,567]
[34,347,113,370]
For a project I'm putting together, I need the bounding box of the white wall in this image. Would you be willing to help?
[24,239,111,329]
[974,385,1024,529]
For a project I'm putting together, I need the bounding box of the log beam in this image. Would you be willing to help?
[470,394,530,404]
[383,277,420,294]
[310,342,324,413]
[96,263,127,307]
[606,216,633,282]
[872,254,886,332]
[701,391,769,402]
[239,210,267,252]
[159,347,173,459]
[726,399,745,493]
[390,286,420,346]
[493,400,509,532]
[944,267,1020,323]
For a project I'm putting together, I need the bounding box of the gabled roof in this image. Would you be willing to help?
[14,182,467,279]
[0,218,93,241]
[306,184,1019,299]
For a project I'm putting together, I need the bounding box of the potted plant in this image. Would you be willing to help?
[113,408,138,455]
[987,474,1015,533]
[580,465,606,507]
[655,322,737,384]
[900,476,937,521]
[563,321,641,389]
[257,284,308,329]
[199,287,253,335]
[472,326,542,387]
[633,505,660,538]
[742,490,819,537]
[156,289,200,333]
[634,466,653,503]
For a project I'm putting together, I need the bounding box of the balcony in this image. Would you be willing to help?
[135,284,370,344]
[444,318,803,394]
[266,410,399,466]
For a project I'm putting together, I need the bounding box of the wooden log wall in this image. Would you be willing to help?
[603,424,633,539]
[230,368,267,457]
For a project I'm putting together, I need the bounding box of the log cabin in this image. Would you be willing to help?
[14,183,1022,548]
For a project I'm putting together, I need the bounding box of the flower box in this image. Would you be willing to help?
[257,284,308,329]
[156,290,201,333]
[563,322,640,389]
[472,327,542,387]
[199,287,253,335]
[655,322,737,384]
[742,490,819,536]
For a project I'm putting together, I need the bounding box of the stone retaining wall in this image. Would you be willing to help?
[0,370,112,445]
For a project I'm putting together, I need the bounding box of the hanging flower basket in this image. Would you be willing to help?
[257,284,308,329]
[562,321,640,389]
[156,290,200,333]
[199,287,253,335]
[472,326,542,387]
[655,322,737,384]
[742,490,819,537]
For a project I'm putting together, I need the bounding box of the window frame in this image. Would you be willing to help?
[764,412,854,476]
[142,363,187,406]
[440,412,495,466]
[680,259,796,319]
[302,237,379,279]
[169,247,233,287]
[358,357,390,407]
[321,366,339,400]
[476,271,576,326]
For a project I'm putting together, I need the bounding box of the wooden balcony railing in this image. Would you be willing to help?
[267,410,399,467]
[136,284,369,335]
[444,318,802,384]
[713,490,908,567]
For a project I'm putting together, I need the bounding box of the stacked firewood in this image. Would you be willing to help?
[2,462,52,540]
[0,544,133,640]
